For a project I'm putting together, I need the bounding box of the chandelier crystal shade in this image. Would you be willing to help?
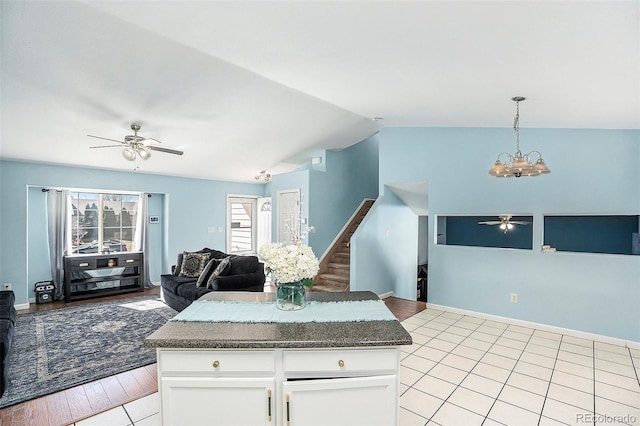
[489,97,550,178]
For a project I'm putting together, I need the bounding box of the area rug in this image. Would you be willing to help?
[0,294,177,408]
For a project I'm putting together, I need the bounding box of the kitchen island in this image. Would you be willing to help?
[145,291,412,425]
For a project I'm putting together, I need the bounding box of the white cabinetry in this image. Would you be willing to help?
[157,347,400,426]
[282,375,397,426]
[161,377,275,426]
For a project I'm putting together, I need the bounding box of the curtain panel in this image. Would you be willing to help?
[46,189,70,300]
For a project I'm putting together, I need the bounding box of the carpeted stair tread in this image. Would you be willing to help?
[311,281,349,292]
[318,273,349,283]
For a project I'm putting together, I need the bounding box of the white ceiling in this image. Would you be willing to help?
[1,1,638,182]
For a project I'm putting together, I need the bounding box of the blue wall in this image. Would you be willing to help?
[354,127,640,342]
[262,136,379,260]
[0,160,264,305]
[351,189,418,300]
[309,136,379,258]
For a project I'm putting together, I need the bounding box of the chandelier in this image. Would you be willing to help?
[489,97,550,178]
[255,170,271,182]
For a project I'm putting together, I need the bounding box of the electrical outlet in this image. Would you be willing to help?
[510,293,518,303]
[3,283,11,291]
[207,227,214,233]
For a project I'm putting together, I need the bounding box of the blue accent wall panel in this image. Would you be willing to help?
[446,216,533,249]
[353,127,640,342]
[545,215,639,255]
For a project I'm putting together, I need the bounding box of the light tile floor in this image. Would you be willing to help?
[400,309,640,426]
[76,308,640,426]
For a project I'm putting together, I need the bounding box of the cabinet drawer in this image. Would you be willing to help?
[68,258,96,269]
[159,350,274,375]
[118,255,141,266]
[283,348,398,376]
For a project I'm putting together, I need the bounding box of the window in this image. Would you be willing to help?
[227,197,257,254]
[70,192,140,254]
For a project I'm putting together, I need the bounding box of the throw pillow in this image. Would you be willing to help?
[174,253,184,276]
[206,256,231,289]
[196,258,221,287]
[178,252,211,278]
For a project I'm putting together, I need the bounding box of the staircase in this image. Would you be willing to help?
[311,199,375,292]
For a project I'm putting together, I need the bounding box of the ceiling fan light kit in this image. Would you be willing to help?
[88,123,184,164]
[489,97,551,178]
[478,214,532,233]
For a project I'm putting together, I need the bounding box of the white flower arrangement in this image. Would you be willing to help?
[258,242,320,288]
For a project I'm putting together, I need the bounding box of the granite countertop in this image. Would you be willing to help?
[144,291,412,349]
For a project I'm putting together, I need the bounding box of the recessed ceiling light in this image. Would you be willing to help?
[371,117,384,121]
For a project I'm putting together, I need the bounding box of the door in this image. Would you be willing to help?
[277,190,300,245]
[257,197,272,252]
[281,375,397,425]
[227,196,258,254]
[161,377,275,426]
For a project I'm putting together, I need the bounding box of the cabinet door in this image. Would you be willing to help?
[282,375,397,426]
[161,377,275,426]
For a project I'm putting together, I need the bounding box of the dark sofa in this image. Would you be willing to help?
[0,291,16,397]
[161,248,265,312]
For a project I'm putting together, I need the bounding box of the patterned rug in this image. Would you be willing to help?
[0,294,177,408]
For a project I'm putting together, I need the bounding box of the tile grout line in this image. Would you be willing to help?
[593,340,597,426]
[122,404,135,425]
[426,314,488,422]
[481,328,536,426]
[536,333,563,426]
[628,347,640,388]
[402,311,486,422]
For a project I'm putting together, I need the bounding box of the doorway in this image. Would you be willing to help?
[227,196,257,254]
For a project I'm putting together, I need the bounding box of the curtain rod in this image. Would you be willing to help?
[40,187,150,196]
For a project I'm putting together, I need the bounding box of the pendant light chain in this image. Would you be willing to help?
[513,99,521,153]
[488,96,551,178]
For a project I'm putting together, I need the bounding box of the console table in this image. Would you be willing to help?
[63,252,144,302]
[145,291,412,425]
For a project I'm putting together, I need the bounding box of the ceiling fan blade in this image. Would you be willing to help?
[87,134,125,144]
[510,221,532,225]
[478,221,502,225]
[89,145,123,149]
[148,146,183,155]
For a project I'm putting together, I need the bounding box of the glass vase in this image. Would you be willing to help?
[276,281,306,311]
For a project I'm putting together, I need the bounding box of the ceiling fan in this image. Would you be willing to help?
[88,123,183,161]
[478,215,532,233]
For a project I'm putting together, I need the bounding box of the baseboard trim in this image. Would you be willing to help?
[378,291,394,299]
[15,302,30,310]
[426,303,640,350]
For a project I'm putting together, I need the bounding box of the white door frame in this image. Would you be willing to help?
[226,195,258,254]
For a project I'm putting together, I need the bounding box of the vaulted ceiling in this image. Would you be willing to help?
[1,1,638,182]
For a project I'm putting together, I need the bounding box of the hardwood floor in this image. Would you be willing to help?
[383,296,427,322]
[0,289,424,425]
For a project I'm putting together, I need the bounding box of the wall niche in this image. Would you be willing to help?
[544,215,640,255]
[436,214,533,250]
